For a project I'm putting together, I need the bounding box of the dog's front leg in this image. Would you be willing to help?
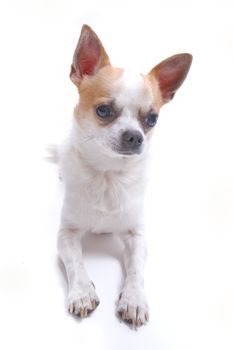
[57,229,99,317]
[117,231,149,327]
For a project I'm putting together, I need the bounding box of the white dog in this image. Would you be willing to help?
[56,24,192,328]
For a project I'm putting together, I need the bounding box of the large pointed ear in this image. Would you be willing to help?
[149,53,192,103]
[70,24,110,86]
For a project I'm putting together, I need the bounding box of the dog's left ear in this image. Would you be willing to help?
[149,53,192,104]
[70,24,110,86]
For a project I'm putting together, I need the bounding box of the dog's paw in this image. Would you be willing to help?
[117,285,149,328]
[68,281,100,318]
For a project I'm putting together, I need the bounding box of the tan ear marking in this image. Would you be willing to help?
[149,53,192,103]
[70,24,110,86]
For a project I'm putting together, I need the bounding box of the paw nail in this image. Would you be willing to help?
[69,304,74,314]
[122,310,128,320]
[84,307,88,317]
[80,309,84,318]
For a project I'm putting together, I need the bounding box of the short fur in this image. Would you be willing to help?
[57,24,192,328]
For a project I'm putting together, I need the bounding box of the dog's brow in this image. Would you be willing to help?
[110,100,122,115]
[94,99,122,114]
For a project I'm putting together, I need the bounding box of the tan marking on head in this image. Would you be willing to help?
[145,74,163,110]
[135,74,162,135]
[74,66,124,128]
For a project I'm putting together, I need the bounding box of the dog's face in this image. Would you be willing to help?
[70,25,192,158]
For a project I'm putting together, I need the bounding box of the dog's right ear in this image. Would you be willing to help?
[70,25,110,86]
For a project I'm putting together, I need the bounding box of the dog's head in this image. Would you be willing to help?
[70,25,192,159]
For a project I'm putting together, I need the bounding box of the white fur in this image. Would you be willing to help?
[113,69,153,109]
[57,69,155,327]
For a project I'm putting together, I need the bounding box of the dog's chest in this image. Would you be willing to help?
[77,169,144,233]
[61,149,146,232]
[84,170,138,213]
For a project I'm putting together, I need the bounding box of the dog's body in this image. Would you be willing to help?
[57,25,192,327]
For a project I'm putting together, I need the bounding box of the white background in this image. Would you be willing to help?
[0,0,233,349]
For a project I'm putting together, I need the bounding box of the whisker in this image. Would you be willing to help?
[80,134,120,154]
[81,134,107,144]
[80,135,95,144]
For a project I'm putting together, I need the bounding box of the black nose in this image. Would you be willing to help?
[121,130,144,154]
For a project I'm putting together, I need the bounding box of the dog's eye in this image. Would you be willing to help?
[96,105,112,119]
[145,113,158,127]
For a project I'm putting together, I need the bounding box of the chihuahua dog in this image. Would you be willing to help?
[57,24,192,328]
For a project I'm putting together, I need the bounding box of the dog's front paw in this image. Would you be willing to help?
[117,284,149,328]
[68,281,100,318]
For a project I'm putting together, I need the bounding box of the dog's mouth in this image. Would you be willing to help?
[111,143,144,157]
[116,148,143,156]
